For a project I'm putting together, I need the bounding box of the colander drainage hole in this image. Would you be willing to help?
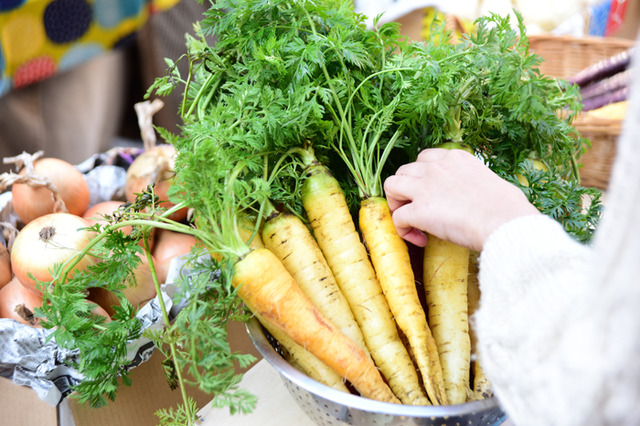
[321,410,340,425]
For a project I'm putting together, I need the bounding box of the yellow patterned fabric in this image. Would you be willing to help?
[0,0,180,96]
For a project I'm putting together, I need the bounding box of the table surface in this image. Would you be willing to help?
[196,359,316,425]
[196,359,515,425]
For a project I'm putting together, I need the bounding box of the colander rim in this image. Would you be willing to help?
[245,317,503,418]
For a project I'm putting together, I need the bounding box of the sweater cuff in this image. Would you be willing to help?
[480,214,588,288]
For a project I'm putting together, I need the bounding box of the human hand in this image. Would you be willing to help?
[383,148,540,251]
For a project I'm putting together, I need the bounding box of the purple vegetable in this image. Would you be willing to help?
[582,86,629,111]
[568,48,635,87]
[580,68,632,100]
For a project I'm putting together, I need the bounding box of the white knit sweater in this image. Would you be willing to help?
[476,47,640,425]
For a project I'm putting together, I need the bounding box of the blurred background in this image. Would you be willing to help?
[357,0,638,38]
[0,0,637,173]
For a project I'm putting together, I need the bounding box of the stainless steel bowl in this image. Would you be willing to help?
[246,318,508,426]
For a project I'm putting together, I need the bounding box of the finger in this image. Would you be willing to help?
[416,147,449,163]
[402,228,429,247]
[383,175,418,212]
[418,147,480,165]
[394,161,429,178]
[390,203,428,244]
[386,197,408,213]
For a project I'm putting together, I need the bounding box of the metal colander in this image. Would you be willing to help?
[246,318,508,426]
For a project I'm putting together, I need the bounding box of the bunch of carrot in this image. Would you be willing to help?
[188,145,487,406]
[141,0,590,412]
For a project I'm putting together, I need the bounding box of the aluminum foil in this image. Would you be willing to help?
[0,293,171,406]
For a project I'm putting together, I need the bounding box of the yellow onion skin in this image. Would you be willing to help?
[11,213,95,295]
[0,244,12,289]
[152,229,198,283]
[89,252,158,317]
[12,157,90,225]
[0,277,44,327]
[125,145,188,222]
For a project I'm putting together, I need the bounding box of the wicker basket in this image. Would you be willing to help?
[528,34,635,189]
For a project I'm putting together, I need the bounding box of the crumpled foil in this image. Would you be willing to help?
[0,293,171,406]
[0,320,78,405]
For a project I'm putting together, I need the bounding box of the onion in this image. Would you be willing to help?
[0,244,12,289]
[11,157,90,224]
[125,145,188,222]
[11,213,95,294]
[152,229,198,283]
[83,201,132,234]
[0,277,109,327]
[0,277,44,327]
[88,301,112,323]
[89,253,158,317]
[83,200,156,251]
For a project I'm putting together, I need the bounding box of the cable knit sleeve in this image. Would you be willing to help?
[476,215,596,425]
[475,43,640,425]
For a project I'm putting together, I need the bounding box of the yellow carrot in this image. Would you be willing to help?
[238,216,265,250]
[233,248,399,404]
[423,234,471,405]
[262,210,369,357]
[254,312,350,394]
[302,162,429,406]
[360,196,448,405]
[467,251,492,400]
[205,215,264,263]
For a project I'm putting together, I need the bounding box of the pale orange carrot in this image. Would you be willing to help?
[423,234,472,405]
[233,248,399,404]
[360,196,448,405]
[254,312,350,393]
[262,210,369,357]
[301,159,429,406]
